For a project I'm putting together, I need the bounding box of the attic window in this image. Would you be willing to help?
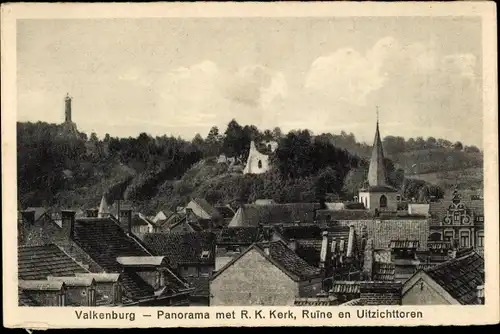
[201,251,210,259]
[258,160,262,169]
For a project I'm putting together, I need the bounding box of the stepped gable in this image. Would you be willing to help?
[18,244,89,280]
[216,226,261,245]
[255,240,321,281]
[423,250,484,305]
[142,231,216,269]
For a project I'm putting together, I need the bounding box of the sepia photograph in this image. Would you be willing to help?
[2,1,498,328]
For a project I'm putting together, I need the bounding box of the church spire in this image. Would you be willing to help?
[367,107,387,187]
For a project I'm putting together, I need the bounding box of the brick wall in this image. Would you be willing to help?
[361,291,401,305]
[210,248,299,306]
[402,278,452,305]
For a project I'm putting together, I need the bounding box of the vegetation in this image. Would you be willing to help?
[17,118,482,213]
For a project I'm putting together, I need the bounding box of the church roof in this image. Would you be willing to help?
[367,118,388,187]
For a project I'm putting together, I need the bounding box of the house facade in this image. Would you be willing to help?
[428,189,484,252]
[210,240,322,306]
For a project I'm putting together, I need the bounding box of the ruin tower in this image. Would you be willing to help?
[65,93,72,123]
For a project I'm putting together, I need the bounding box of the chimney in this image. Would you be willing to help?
[120,208,133,234]
[288,238,297,252]
[362,239,374,280]
[21,210,36,225]
[319,231,329,269]
[476,285,485,304]
[346,225,355,258]
[61,210,76,239]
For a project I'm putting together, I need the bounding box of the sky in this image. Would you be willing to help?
[17,17,483,147]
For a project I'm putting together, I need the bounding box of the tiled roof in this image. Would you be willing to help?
[231,203,320,227]
[424,250,484,305]
[294,296,338,306]
[72,218,151,272]
[373,262,396,281]
[389,240,420,249]
[71,217,189,300]
[274,224,322,240]
[360,281,402,305]
[192,198,221,219]
[142,231,216,268]
[315,209,374,222]
[330,281,360,294]
[216,227,261,245]
[18,244,89,280]
[255,241,321,281]
[185,277,210,297]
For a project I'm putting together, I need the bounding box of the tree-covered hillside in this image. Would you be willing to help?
[17,119,483,213]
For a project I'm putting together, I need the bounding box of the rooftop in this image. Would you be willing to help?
[230,203,320,227]
[254,240,322,281]
[191,198,221,219]
[18,244,89,280]
[142,231,216,268]
[216,226,261,245]
[424,250,484,305]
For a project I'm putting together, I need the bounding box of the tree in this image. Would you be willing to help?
[426,137,437,148]
[453,141,463,151]
[271,127,283,140]
[437,138,452,149]
[205,126,223,157]
[89,132,99,142]
[222,119,246,158]
[464,145,480,153]
[314,167,340,201]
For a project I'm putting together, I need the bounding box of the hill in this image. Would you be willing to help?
[17,120,483,213]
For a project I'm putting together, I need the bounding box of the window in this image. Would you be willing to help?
[201,250,210,259]
[379,195,387,208]
[454,212,460,223]
[460,231,470,248]
[258,160,262,169]
[429,232,442,241]
[444,230,454,241]
[477,233,484,247]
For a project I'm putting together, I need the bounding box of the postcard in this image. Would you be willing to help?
[1,1,498,329]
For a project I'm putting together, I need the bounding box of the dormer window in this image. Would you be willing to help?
[201,250,210,259]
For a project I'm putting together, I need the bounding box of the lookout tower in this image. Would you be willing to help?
[65,93,72,123]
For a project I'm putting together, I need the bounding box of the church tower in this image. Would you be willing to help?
[358,109,399,213]
[64,93,72,123]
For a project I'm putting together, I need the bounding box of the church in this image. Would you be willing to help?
[358,116,400,213]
